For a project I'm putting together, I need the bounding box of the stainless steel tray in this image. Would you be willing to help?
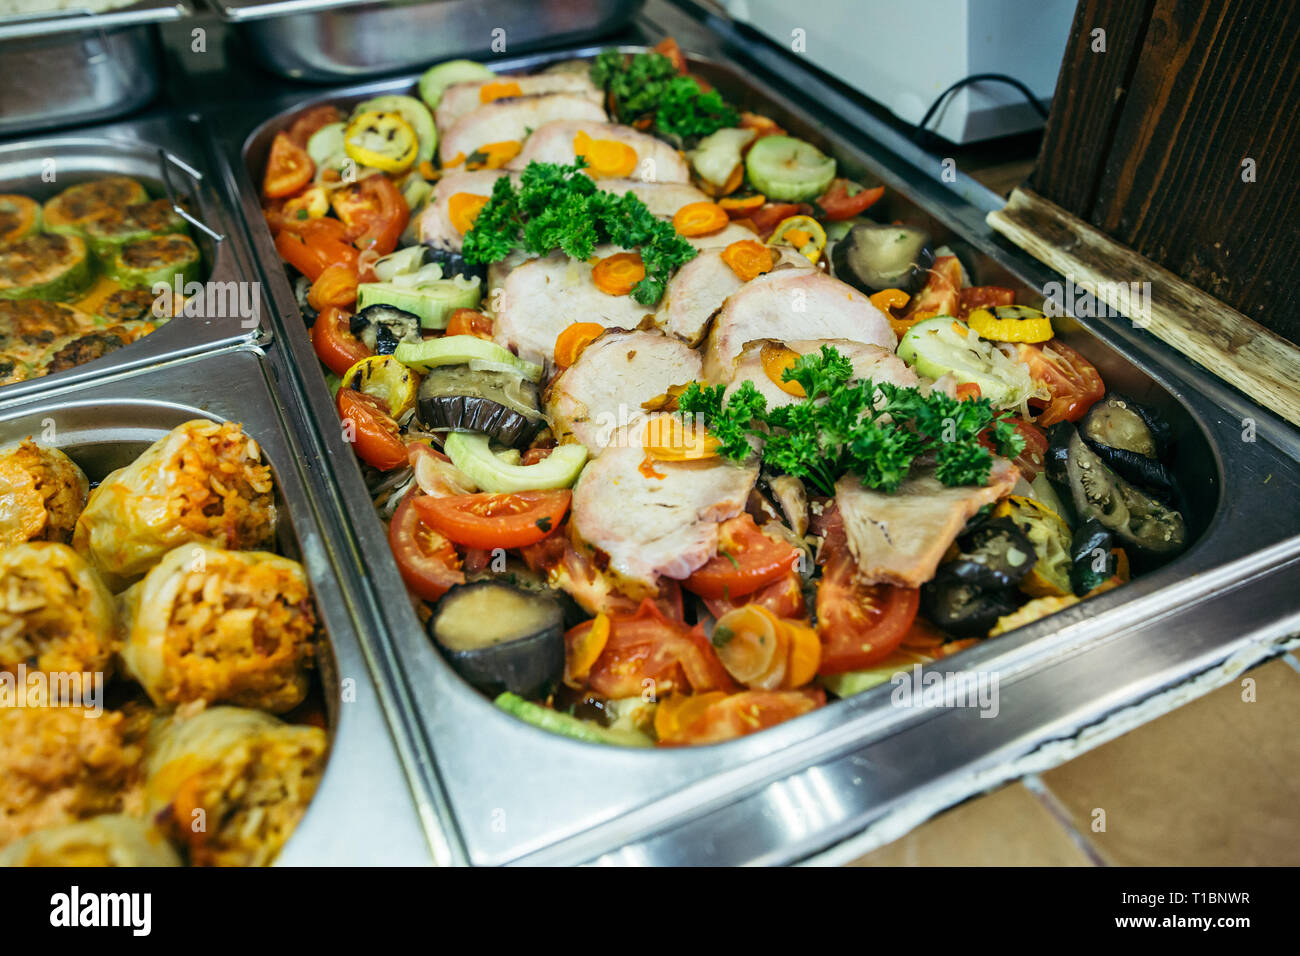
[205,0,643,81]
[0,114,271,405]
[208,44,1300,866]
[0,344,432,865]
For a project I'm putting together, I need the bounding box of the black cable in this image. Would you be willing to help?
[913,72,1049,146]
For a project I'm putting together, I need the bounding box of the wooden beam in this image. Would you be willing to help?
[988,186,1300,426]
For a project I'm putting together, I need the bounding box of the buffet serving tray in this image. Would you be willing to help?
[208,42,1300,866]
[0,344,432,865]
[0,114,272,405]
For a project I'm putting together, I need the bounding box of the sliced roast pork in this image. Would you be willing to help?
[435,74,602,131]
[438,94,606,165]
[508,120,691,183]
[571,415,758,583]
[547,330,702,454]
[832,459,1020,588]
[703,269,897,380]
[724,338,919,410]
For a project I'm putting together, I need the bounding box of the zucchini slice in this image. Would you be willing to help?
[0,299,97,382]
[0,194,41,243]
[83,198,188,262]
[354,94,437,166]
[0,233,94,301]
[39,321,154,375]
[108,235,201,290]
[418,59,496,109]
[96,286,173,325]
[43,176,148,236]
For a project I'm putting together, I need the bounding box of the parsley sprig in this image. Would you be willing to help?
[678,345,1025,496]
[461,160,696,305]
[591,50,740,143]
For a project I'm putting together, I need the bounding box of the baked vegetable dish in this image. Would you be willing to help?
[260,40,1189,747]
[0,175,194,386]
[0,421,326,866]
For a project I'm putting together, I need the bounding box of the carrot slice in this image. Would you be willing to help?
[719,193,765,215]
[782,620,821,688]
[465,140,522,171]
[720,239,775,282]
[574,130,638,178]
[479,80,522,103]
[554,322,606,368]
[760,341,806,397]
[448,192,489,234]
[673,201,729,237]
[591,251,645,296]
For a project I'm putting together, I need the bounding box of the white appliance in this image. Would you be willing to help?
[722,0,1078,143]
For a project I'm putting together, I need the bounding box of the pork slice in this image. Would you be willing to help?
[507,120,691,183]
[417,169,513,250]
[435,75,602,131]
[833,459,1020,588]
[547,330,702,454]
[724,338,919,410]
[598,179,710,217]
[656,246,813,346]
[571,415,758,583]
[491,250,654,365]
[703,269,897,381]
[438,94,607,164]
[684,223,763,252]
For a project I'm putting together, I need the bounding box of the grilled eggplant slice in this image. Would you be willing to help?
[0,233,93,301]
[430,581,565,697]
[1046,422,1186,557]
[830,222,934,296]
[921,570,1018,637]
[350,303,422,355]
[83,198,188,261]
[941,517,1037,590]
[417,365,544,448]
[0,194,41,243]
[43,176,148,236]
[1079,393,1174,493]
[1069,518,1122,595]
[108,234,200,290]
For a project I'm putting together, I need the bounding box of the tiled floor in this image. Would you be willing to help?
[849,655,1300,866]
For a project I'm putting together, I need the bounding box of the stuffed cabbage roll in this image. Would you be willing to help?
[0,542,117,678]
[144,706,327,867]
[0,814,180,867]
[73,420,277,581]
[121,545,316,713]
[0,706,144,848]
[0,440,89,548]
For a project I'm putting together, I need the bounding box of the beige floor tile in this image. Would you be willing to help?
[1040,657,1300,866]
[849,781,1094,866]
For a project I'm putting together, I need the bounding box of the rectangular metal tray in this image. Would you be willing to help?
[0,114,271,405]
[209,43,1300,865]
[0,344,432,865]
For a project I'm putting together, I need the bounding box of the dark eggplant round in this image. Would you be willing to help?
[830,222,934,296]
[921,572,1018,637]
[1046,422,1187,557]
[1069,518,1117,595]
[429,581,565,698]
[942,517,1037,590]
[424,245,487,282]
[417,365,544,448]
[292,274,318,327]
[1079,393,1175,493]
[350,304,422,355]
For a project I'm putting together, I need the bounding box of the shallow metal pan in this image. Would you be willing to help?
[210,45,1300,866]
[206,0,644,82]
[0,344,431,865]
[0,114,271,406]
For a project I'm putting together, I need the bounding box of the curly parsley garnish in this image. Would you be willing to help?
[461,160,696,306]
[677,345,1025,496]
[591,50,740,144]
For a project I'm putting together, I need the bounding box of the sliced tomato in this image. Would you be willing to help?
[683,515,801,600]
[814,504,920,673]
[816,179,884,220]
[444,308,493,339]
[956,285,1015,319]
[337,387,407,471]
[980,417,1049,480]
[275,225,359,282]
[389,495,464,601]
[702,571,806,621]
[747,202,811,239]
[263,132,313,199]
[1018,340,1106,426]
[413,491,569,550]
[902,255,964,320]
[286,104,343,148]
[331,174,409,256]
[582,599,736,699]
[658,688,825,746]
[311,306,372,377]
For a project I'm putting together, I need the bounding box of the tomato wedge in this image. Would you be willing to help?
[330,174,409,256]
[746,202,810,239]
[702,571,806,621]
[413,491,570,550]
[1018,340,1106,426]
[901,255,964,321]
[388,495,464,601]
[981,417,1049,481]
[337,387,407,471]
[263,133,313,199]
[286,104,343,148]
[814,504,919,673]
[684,514,801,600]
[311,306,372,377]
[956,285,1015,320]
[816,179,884,220]
[275,225,358,283]
[444,308,494,339]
